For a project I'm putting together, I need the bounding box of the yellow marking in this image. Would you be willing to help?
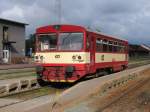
[50,80,75,83]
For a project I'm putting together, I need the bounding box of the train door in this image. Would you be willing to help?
[90,35,96,73]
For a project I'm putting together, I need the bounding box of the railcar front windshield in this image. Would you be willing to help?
[37,33,83,51]
[38,34,57,51]
[58,33,83,50]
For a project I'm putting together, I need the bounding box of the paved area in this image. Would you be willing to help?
[0,95,56,112]
[0,99,21,108]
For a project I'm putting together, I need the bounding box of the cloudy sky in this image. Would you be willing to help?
[0,0,150,44]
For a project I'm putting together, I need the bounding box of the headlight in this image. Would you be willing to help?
[78,56,82,60]
[35,56,38,60]
[40,56,44,60]
[72,56,76,60]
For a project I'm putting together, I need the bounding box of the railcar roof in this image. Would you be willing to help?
[36,24,128,43]
[36,24,86,34]
[36,24,86,31]
[87,30,128,42]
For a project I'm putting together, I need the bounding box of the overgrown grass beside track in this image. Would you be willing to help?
[129,56,150,63]
[0,68,36,80]
[129,57,150,69]
[3,87,64,100]
[0,73,36,80]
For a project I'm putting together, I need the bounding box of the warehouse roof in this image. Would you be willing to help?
[129,44,150,52]
[0,18,28,26]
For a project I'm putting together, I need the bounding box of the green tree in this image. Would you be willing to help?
[25,34,36,56]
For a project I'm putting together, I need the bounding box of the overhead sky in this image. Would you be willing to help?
[0,0,150,44]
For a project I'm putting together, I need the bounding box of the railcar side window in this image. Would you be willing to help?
[38,34,57,51]
[113,42,118,52]
[96,38,102,52]
[103,39,108,52]
[117,43,121,52]
[121,46,125,52]
[108,41,113,52]
[117,42,125,53]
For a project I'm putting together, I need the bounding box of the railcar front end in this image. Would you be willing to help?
[34,25,90,83]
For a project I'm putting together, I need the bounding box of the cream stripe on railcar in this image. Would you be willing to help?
[35,52,90,64]
[95,53,126,63]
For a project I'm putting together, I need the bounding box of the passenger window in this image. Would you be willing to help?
[96,38,102,52]
[108,41,113,52]
[113,42,118,52]
[121,46,125,52]
[103,39,108,52]
[118,42,125,53]
[118,43,121,53]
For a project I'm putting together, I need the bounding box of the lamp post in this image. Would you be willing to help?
[55,0,62,24]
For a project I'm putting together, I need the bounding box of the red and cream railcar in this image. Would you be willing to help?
[35,24,128,83]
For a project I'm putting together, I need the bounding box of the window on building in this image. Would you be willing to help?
[3,26,9,42]
[3,26,9,50]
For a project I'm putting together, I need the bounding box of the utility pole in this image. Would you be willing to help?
[55,0,61,24]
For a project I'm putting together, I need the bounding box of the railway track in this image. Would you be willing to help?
[0,61,149,110]
[101,75,150,112]
[100,76,150,111]
[128,59,150,69]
